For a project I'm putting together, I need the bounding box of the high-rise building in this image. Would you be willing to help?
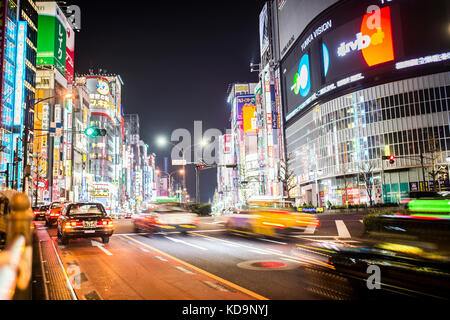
[266,0,450,206]
[75,74,124,213]
[0,0,38,193]
[32,1,76,202]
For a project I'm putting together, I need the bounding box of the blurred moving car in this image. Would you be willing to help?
[298,208,450,300]
[225,200,319,238]
[45,202,66,226]
[57,202,114,245]
[33,204,49,221]
[133,202,198,234]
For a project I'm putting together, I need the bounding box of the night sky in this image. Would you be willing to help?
[73,0,264,202]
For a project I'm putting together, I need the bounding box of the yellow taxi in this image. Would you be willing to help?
[225,200,319,238]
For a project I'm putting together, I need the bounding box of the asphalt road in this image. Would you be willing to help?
[39,214,365,300]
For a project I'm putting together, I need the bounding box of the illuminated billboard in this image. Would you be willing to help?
[36,2,68,76]
[235,95,256,122]
[281,0,450,122]
[14,22,27,127]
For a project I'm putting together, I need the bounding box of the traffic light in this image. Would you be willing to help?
[85,127,107,137]
[389,155,395,164]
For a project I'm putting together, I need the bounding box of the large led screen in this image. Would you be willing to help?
[281,0,450,122]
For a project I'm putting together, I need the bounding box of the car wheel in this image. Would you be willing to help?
[102,236,110,244]
[134,224,140,233]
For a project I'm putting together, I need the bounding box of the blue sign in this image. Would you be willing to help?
[13,22,27,127]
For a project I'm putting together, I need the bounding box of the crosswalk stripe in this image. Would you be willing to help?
[335,220,351,238]
[303,224,317,234]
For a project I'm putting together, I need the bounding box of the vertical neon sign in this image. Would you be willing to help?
[14,22,26,127]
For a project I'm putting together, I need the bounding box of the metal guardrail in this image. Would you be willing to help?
[0,191,33,300]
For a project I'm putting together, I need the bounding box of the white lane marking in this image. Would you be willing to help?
[175,266,195,274]
[112,233,148,237]
[91,240,113,256]
[152,229,224,235]
[335,220,351,238]
[249,249,270,255]
[294,235,345,238]
[154,256,169,262]
[201,281,230,292]
[281,258,306,265]
[303,224,317,234]
[257,238,287,245]
[265,248,284,254]
[205,221,224,225]
[139,247,150,253]
[164,236,208,251]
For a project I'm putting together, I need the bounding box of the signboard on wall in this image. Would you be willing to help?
[37,2,68,76]
[281,0,450,122]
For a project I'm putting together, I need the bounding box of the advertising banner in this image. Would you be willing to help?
[281,0,450,122]
[13,22,27,127]
[243,105,257,133]
[37,2,68,76]
[259,3,269,57]
[278,0,338,59]
[224,134,232,154]
[235,95,256,122]
[65,22,75,83]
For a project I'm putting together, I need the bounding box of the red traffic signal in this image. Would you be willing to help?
[389,155,395,164]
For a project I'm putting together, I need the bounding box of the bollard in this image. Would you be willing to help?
[6,192,33,299]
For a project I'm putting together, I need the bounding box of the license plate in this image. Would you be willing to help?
[83,221,96,228]
[84,230,95,234]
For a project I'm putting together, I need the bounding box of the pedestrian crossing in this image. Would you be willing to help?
[294,218,363,239]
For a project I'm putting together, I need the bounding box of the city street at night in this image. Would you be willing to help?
[0,0,449,314]
[35,214,366,300]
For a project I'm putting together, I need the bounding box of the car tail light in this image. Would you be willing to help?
[65,221,82,229]
[98,220,114,227]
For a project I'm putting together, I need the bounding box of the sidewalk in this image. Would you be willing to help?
[32,224,77,300]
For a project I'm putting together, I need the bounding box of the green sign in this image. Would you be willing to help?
[37,14,66,76]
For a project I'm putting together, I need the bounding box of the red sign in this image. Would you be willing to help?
[34,178,48,190]
[224,134,232,154]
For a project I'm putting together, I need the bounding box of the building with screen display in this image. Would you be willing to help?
[268,0,450,206]
[75,74,124,213]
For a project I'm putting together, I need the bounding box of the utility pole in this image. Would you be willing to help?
[195,165,200,203]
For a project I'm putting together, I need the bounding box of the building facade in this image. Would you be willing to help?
[268,0,450,206]
[0,0,38,193]
[75,74,124,213]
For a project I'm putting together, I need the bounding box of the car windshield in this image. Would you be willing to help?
[51,203,62,209]
[154,205,186,214]
[68,204,106,216]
